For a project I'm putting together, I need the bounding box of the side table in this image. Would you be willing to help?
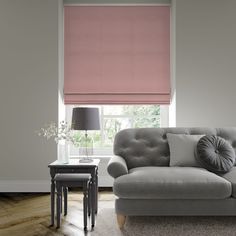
[48,159,100,227]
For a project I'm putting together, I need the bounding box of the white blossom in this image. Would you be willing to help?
[36,121,77,145]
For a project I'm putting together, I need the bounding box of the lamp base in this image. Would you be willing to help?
[79,158,93,163]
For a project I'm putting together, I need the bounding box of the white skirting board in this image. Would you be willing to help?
[0,180,50,192]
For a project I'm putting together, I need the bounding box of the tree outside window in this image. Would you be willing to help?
[68,105,161,154]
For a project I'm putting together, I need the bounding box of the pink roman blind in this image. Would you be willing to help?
[64,6,170,104]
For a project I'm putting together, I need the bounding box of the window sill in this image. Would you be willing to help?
[69,155,113,159]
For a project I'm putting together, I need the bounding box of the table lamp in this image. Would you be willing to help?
[71,107,100,162]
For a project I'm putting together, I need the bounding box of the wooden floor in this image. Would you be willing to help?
[0,190,115,236]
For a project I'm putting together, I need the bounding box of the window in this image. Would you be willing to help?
[66,105,168,157]
[63,6,171,158]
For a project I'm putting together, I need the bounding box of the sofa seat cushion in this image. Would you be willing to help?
[113,167,231,199]
[221,167,236,198]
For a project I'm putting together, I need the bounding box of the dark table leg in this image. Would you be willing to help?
[64,187,68,216]
[88,183,91,217]
[95,167,98,214]
[91,169,96,228]
[56,183,62,228]
[50,169,56,226]
[83,182,88,231]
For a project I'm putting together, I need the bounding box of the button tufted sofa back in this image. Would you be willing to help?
[113,127,236,169]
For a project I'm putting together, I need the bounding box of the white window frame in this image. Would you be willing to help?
[66,105,169,157]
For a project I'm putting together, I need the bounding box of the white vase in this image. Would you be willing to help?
[57,140,69,164]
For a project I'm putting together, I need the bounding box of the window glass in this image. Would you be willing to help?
[66,105,167,156]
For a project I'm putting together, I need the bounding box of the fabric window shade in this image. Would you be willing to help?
[64,6,170,104]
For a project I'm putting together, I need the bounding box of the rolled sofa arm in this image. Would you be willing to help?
[107,155,128,178]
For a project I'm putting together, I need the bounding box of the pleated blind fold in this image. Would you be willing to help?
[64,6,170,104]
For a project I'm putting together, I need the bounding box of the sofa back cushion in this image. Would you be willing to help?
[167,133,204,167]
[113,127,236,169]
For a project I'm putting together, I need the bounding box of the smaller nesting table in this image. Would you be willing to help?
[55,173,92,230]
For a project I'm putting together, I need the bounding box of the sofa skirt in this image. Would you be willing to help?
[115,198,236,216]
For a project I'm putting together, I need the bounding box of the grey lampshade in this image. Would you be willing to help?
[71,107,100,130]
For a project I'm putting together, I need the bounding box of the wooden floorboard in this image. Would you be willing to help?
[0,190,115,236]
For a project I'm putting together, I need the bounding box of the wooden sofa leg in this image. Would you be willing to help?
[117,214,126,228]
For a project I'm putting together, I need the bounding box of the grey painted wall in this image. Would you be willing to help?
[175,0,236,127]
[1,0,236,191]
[64,0,171,4]
[0,0,59,186]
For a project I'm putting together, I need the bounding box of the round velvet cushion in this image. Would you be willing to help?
[195,135,235,174]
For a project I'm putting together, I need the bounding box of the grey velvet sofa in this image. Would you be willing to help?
[107,127,236,228]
